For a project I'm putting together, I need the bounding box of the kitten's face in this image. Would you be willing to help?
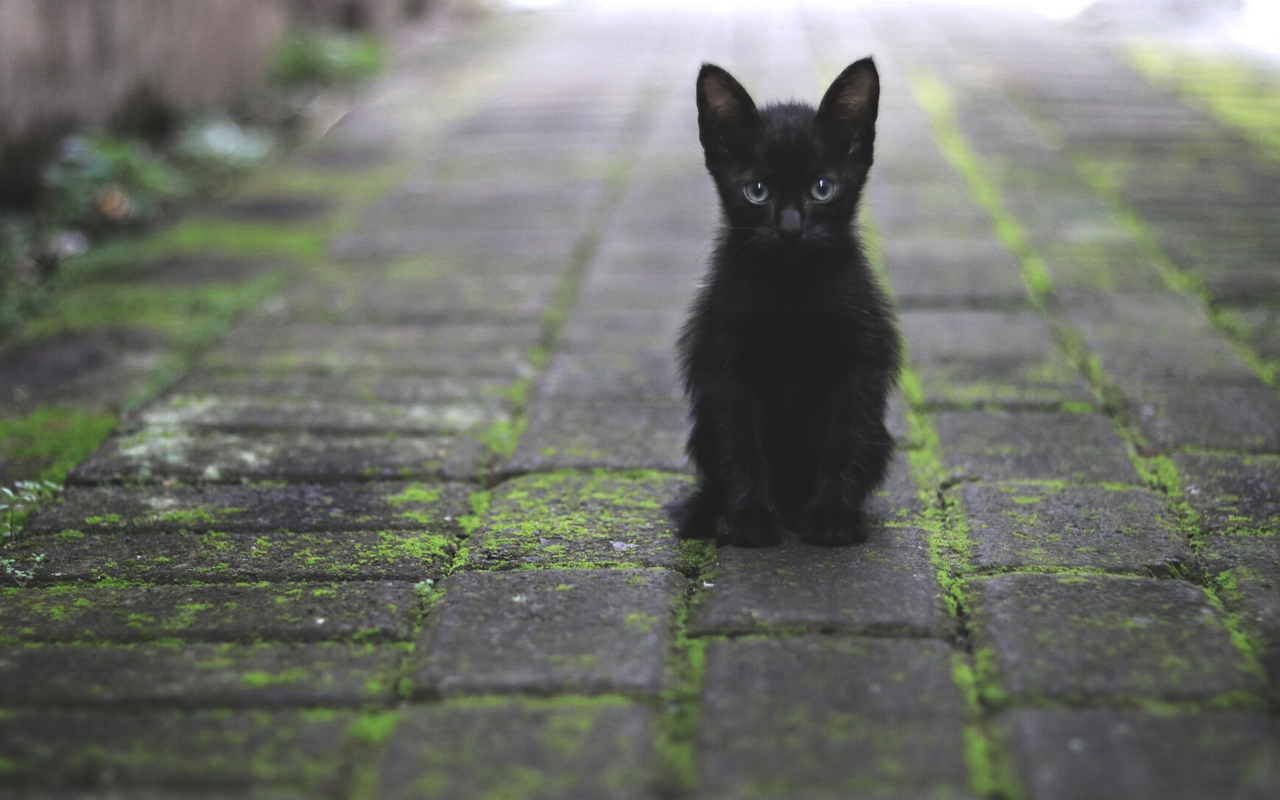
[697,60,879,252]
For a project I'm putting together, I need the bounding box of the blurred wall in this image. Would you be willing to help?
[0,0,292,141]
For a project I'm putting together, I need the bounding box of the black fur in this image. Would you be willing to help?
[675,58,900,547]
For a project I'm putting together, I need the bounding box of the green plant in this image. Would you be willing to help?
[270,31,387,87]
[1,480,61,543]
[1,480,58,586]
[42,135,190,230]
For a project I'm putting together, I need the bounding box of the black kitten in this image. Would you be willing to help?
[675,58,900,547]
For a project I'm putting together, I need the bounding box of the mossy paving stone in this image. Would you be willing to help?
[505,399,689,474]
[1066,292,1259,384]
[1199,536,1280,688]
[966,574,1266,705]
[364,178,607,233]
[999,709,1280,800]
[0,643,401,708]
[697,638,970,797]
[412,569,680,696]
[264,271,560,324]
[537,349,683,401]
[26,481,473,537]
[1175,453,1280,535]
[690,527,949,638]
[69,430,486,485]
[0,582,418,644]
[170,371,512,405]
[956,483,1188,575]
[463,471,690,571]
[133,394,509,436]
[879,236,1031,310]
[375,699,657,800]
[934,410,1139,484]
[14,528,456,585]
[328,226,582,264]
[1131,382,1280,453]
[201,321,541,379]
[0,709,353,794]
[899,310,1094,409]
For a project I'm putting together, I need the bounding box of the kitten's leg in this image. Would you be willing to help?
[687,384,783,547]
[668,484,721,539]
[802,381,893,546]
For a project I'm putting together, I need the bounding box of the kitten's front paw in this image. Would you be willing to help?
[802,505,867,546]
[717,510,783,547]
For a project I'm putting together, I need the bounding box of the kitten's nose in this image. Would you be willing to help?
[778,207,802,240]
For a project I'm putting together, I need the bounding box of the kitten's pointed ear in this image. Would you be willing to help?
[815,57,880,159]
[697,64,760,162]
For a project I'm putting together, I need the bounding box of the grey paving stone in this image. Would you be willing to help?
[537,349,682,400]
[14,528,457,585]
[967,574,1265,704]
[0,582,419,644]
[689,526,950,637]
[202,322,540,379]
[413,569,680,696]
[26,481,473,536]
[69,430,487,484]
[872,183,995,237]
[172,371,510,405]
[957,483,1188,575]
[900,310,1094,408]
[265,272,559,324]
[328,226,581,263]
[135,394,509,437]
[0,709,352,793]
[1133,383,1280,453]
[1000,709,1280,800]
[935,410,1139,483]
[879,236,1032,309]
[1066,293,1258,385]
[128,253,290,285]
[1200,536,1280,687]
[463,471,689,571]
[0,643,402,708]
[505,399,689,474]
[1177,453,1280,535]
[377,700,657,800]
[698,638,970,797]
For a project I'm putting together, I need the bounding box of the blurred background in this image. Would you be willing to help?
[1,0,1278,510]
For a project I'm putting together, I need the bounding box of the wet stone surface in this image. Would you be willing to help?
[1176,453,1280,535]
[697,637,971,797]
[957,483,1188,575]
[377,700,657,800]
[413,569,681,696]
[1199,536,1280,687]
[0,582,420,644]
[0,709,353,794]
[505,399,689,474]
[25,481,474,536]
[690,527,950,638]
[69,430,488,485]
[1000,709,1280,800]
[13,528,457,585]
[0,643,403,708]
[967,574,1265,704]
[935,410,1139,484]
[463,471,690,571]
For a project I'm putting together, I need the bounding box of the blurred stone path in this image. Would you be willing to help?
[2,2,1280,798]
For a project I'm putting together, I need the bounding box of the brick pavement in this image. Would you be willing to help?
[2,2,1279,798]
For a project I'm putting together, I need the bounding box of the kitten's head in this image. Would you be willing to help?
[696,59,879,250]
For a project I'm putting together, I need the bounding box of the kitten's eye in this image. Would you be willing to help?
[743,181,769,204]
[810,178,836,201]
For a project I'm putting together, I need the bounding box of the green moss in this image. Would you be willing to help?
[346,710,401,746]
[150,218,325,261]
[907,68,1055,305]
[0,407,118,484]
[241,668,307,687]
